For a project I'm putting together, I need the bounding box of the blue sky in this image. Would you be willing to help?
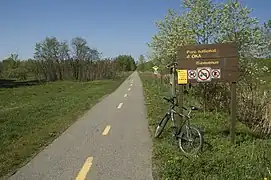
[0,0,270,61]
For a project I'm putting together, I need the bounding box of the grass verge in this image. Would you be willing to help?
[0,73,131,178]
[139,72,271,180]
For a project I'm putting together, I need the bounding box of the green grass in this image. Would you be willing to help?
[139,72,271,180]
[0,74,130,178]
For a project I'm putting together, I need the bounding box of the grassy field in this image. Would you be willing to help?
[0,74,130,178]
[139,72,271,180]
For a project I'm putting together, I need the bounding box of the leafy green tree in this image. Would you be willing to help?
[216,1,265,60]
[58,41,70,79]
[128,56,136,71]
[1,53,21,79]
[182,0,219,44]
[115,55,136,71]
[148,9,195,67]
[137,54,145,71]
[71,37,90,80]
[34,37,60,81]
[70,37,102,80]
[262,19,271,58]
[138,55,145,64]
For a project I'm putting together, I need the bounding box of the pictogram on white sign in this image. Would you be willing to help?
[196,67,211,82]
[188,70,197,79]
[211,69,221,79]
[152,66,159,71]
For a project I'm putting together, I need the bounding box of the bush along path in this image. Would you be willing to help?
[140,72,271,180]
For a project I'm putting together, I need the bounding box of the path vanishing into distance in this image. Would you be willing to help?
[9,71,153,180]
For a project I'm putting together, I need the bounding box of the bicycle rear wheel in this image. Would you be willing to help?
[154,114,170,138]
[178,126,203,155]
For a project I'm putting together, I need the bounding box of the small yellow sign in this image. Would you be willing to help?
[177,69,188,84]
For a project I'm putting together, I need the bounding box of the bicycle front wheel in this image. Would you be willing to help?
[178,126,203,155]
[154,114,170,138]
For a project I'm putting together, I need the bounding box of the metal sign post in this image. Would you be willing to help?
[172,66,176,97]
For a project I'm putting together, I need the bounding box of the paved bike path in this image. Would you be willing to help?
[9,71,153,180]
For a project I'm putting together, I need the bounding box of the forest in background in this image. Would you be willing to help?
[0,37,136,82]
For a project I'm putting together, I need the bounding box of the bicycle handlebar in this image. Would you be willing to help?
[163,97,200,111]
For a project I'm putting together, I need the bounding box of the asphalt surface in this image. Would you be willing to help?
[9,71,153,180]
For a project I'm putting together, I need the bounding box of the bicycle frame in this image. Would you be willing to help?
[168,104,193,136]
[156,97,203,154]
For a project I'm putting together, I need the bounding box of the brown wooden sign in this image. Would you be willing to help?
[175,42,239,144]
[177,43,239,83]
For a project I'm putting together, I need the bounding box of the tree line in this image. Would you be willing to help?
[0,37,136,81]
[148,0,271,136]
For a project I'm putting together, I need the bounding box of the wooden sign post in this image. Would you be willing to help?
[177,43,239,144]
[172,66,176,97]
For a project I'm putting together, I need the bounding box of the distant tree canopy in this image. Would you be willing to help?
[114,55,136,71]
[0,37,136,81]
[136,54,155,72]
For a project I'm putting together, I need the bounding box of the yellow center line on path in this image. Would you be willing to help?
[117,103,123,109]
[102,125,111,136]
[75,157,93,180]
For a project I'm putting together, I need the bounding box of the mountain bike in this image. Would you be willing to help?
[154,96,203,155]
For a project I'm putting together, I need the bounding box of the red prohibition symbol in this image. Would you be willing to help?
[198,68,210,81]
[212,69,220,78]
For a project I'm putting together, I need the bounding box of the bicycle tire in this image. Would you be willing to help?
[178,126,203,155]
[154,114,170,138]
